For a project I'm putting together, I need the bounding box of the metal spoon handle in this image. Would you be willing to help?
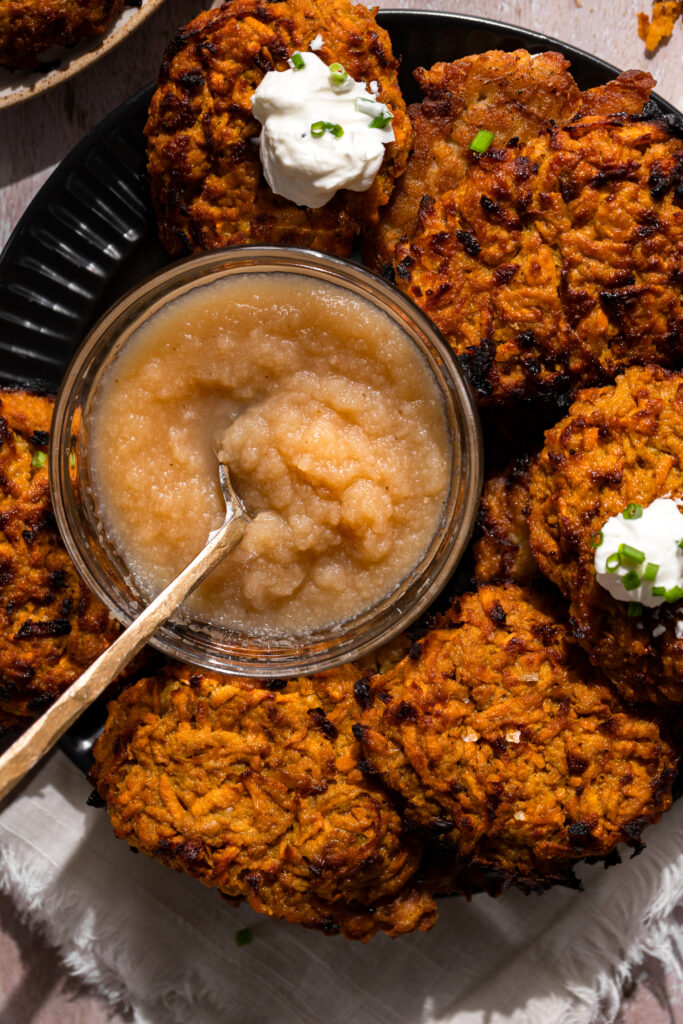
[0,510,249,804]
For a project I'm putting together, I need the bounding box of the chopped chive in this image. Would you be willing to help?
[469,129,495,154]
[290,51,304,70]
[618,543,645,564]
[665,585,683,603]
[311,121,343,137]
[235,927,253,946]
[69,451,76,471]
[643,562,659,581]
[31,451,46,469]
[652,585,666,596]
[678,539,683,550]
[328,62,348,85]
[369,112,393,129]
[606,552,621,572]
[355,96,381,117]
[627,601,643,617]
[621,570,641,591]
[590,531,603,548]
[623,502,643,520]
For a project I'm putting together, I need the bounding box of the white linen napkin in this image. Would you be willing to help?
[0,749,682,1024]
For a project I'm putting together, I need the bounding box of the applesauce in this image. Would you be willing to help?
[89,272,451,634]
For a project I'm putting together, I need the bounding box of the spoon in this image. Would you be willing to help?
[0,459,252,803]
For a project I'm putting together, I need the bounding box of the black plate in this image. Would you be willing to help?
[0,11,680,771]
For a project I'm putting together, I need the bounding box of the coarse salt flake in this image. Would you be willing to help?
[505,730,521,744]
[652,624,666,638]
[462,730,478,743]
[309,33,324,50]
[676,620,683,639]
[514,811,526,821]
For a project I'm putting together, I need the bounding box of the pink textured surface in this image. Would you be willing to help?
[0,884,680,1024]
[0,891,129,1023]
[0,0,681,1020]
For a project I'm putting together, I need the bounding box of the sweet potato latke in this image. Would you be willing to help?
[92,664,437,941]
[528,365,683,706]
[0,390,120,724]
[369,53,683,407]
[0,0,124,70]
[355,584,677,896]
[93,585,677,931]
[473,454,539,587]
[145,0,410,258]
[365,49,582,274]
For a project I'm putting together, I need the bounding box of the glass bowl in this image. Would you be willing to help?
[50,246,483,678]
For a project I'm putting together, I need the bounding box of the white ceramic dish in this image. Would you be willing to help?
[0,0,167,110]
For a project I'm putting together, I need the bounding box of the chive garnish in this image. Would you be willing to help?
[355,96,380,116]
[627,601,643,617]
[606,552,621,572]
[311,121,344,137]
[235,927,253,946]
[643,562,659,581]
[369,111,393,129]
[665,585,683,603]
[69,451,76,471]
[623,502,643,520]
[652,586,666,596]
[290,51,304,69]
[329,62,348,85]
[31,451,46,469]
[622,570,641,591]
[590,531,604,548]
[678,539,683,550]
[469,129,495,154]
[618,543,645,564]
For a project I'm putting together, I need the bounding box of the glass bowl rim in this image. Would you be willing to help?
[50,244,484,677]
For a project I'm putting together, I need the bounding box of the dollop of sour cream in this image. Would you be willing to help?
[251,51,395,208]
[594,497,683,608]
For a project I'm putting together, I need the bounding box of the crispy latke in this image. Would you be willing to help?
[473,454,539,586]
[145,0,410,258]
[365,49,582,274]
[0,390,121,721]
[91,663,437,941]
[0,0,124,70]
[578,69,662,118]
[355,584,677,895]
[528,365,683,705]
[389,96,683,406]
